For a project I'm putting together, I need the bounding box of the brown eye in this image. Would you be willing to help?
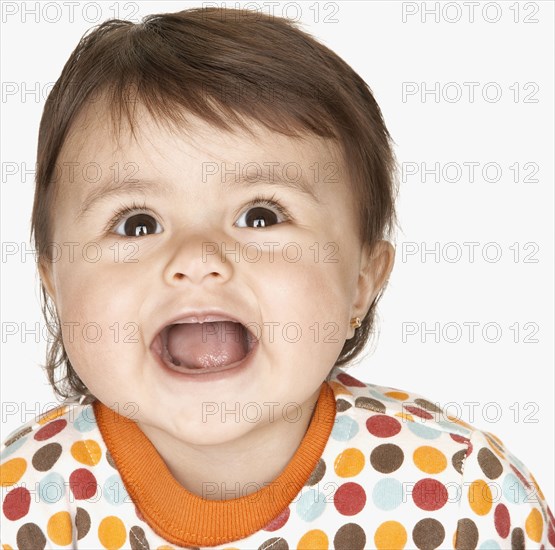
[115,213,161,237]
[244,206,279,228]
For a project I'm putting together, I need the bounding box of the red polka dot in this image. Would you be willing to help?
[494,503,511,538]
[510,464,531,489]
[548,521,555,547]
[412,478,448,511]
[366,415,401,438]
[34,419,67,441]
[263,506,290,531]
[3,487,31,520]
[336,373,367,387]
[334,482,366,516]
[450,434,473,455]
[403,405,433,420]
[69,468,98,500]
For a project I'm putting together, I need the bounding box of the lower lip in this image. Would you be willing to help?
[150,334,259,383]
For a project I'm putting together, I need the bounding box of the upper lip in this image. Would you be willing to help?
[150,307,259,350]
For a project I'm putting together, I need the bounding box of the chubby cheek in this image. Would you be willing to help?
[55,257,147,387]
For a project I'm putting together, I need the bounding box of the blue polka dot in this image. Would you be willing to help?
[372,478,403,511]
[296,488,326,521]
[73,406,96,432]
[39,471,66,504]
[406,421,441,440]
[331,416,359,441]
[103,474,130,506]
[502,473,527,505]
[479,540,501,549]
[369,389,398,403]
[1,436,28,459]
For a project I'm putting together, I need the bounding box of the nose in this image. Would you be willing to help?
[163,232,235,286]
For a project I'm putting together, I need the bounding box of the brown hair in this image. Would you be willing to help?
[31,7,399,400]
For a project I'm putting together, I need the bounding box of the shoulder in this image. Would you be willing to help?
[327,367,555,548]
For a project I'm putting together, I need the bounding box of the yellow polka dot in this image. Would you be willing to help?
[38,406,68,425]
[385,391,409,401]
[395,412,414,422]
[98,516,126,550]
[47,511,73,546]
[413,446,447,474]
[156,546,176,550]
[298,529,329,549]
[0,457,27,487]
[71,440,102,466]
[374,521,407,550]
[3,544,14,550]
[525,508,543,542]
[334,448,365,477]
[468,479,493,515]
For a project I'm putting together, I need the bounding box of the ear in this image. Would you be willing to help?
[38,257,57,302]
[350,240,395,329]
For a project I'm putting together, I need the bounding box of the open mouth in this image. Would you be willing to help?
[151,320,258,374]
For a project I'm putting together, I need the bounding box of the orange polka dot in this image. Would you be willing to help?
[468,479,493,515]
[328,381,352,397]
[156,546,176,550]
[446,415,473,429]
[47,511,73,546]
[71,440,102,466]
[525,508,543,542]
[3,544,14,550]
[334,448,365,477]
[395,412,414,422]
[413,446,447,474]
[38,406,68,425]
[374,521,407,550]
[98,516,126,550]
[385,391,409,401]
[0,457,27,487]
[297,529,329,549]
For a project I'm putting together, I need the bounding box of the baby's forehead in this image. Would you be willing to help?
[57,101,344,188]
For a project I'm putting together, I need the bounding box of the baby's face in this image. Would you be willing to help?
[41,102,387,444]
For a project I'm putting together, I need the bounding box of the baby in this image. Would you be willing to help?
[1,7,553,550]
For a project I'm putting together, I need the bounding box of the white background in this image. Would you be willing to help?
[1,1,554,508]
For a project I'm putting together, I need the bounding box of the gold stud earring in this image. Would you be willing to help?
[350,317,361,329]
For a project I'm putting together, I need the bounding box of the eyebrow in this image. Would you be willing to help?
[75,169,322,220]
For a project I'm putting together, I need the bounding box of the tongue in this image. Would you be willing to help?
[165,321,248,369]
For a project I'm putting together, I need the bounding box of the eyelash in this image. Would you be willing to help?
[106,194,291,235]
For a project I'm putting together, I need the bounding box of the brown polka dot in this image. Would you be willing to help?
[32,442,62,472]
[130,525,150,549]
[477,447,503,480]
[370,444,404,473]
[4,426,32,447]
[336,398,352,412]
[412,518,445,550]
[414,398,444,414]
[106,449,117,469]
[334,522,366,550]
[306,458,326,486]
[452,449,467,474]
[455,518,478,550]
[259,537,289,550]
[355,397,385,413]
[511,527,525,550]
[16,522,47,550]
[75,507,91,540]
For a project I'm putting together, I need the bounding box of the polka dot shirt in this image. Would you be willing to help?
[1,367,553,549]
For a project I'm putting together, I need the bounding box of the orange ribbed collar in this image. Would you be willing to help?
[93,381,336,547]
